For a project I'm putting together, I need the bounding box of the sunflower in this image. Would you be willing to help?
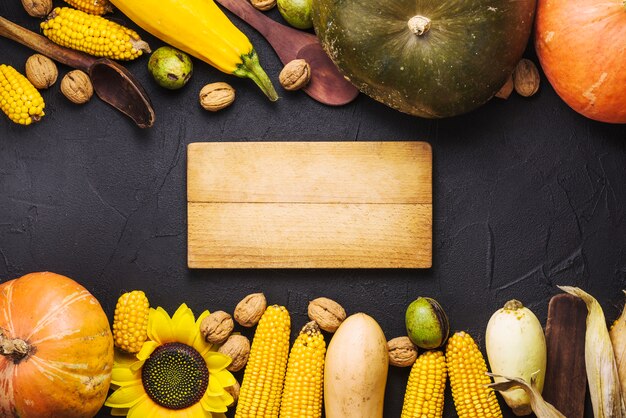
[105,304,236,418]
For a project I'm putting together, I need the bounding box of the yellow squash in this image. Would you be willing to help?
[109,0,278,101]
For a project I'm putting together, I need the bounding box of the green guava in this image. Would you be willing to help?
[277,0,313,30]
[148,46,193,90]
[405,297,450,349]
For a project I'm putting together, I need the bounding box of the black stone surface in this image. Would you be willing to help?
[1,1,625,417]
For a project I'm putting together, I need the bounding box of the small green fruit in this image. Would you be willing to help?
[277,0,313,30]
[405,297,449,349]
[148,46,193,90]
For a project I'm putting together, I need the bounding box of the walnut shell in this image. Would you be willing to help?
[495,73,514,100]
[513,59,540,97]
[21,0,52,18]
[250,0,275,11]
[200,310,234,345]
[60,70,93,104]
[387,336,418,367]
[225,380,240,406]
[25,54,58,90]
[308,297,346,333]
[279,59,311,91]
[218,334,251,372]
[199,82,235,112]
[234,293,267,327]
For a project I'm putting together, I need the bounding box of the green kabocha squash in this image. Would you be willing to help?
[312,0,536,118]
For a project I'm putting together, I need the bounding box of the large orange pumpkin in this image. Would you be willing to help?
[0,272,114,417]
[535,0,626,123]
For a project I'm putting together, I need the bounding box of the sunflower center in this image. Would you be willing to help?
[142,342,209,410]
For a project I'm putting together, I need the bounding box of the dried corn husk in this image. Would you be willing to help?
[559,286,626,418]
[610,290,626,399]
[488,372,566,418]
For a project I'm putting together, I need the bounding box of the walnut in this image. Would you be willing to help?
[234,293,267,327]
[200,311,234,345]
[495,73,514,100]
[513,59,540,97]
[199,82,235,112]
[25,54,58,90]
[279,59,311,91]
[225,380,240,406]
[250,0,275,11]
[60,70,93,104]
[387,336,418,367]
[21,0,52,18]
[308,297,346,333]
[218,335,251,372]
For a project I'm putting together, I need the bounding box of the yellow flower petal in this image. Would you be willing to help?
[105,383,147,409]
[200,393,228,413]
[148,307,174,344]
[110,408,130,417]
[213,369,237,388]
[205,352,231,373]
[219,392,234,408]
[184,402,212,418]
[171,304,198,346]
[206,376,225,396]
[111,362,142,386]
[137,340,160,361]
[130,359,146,373]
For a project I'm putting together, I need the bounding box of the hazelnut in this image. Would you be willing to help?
[234,293,267,327]
[513,59,540,97]
[200,311,234,344]
[21,0,52,18]
[387,336,418,367]
[25,54,58,90]
[279,59,311,91]
[218,334,251,372]
[250,0,276,11]
[199,82,235,112]
[60,70,93,104]
[308,297,346,333]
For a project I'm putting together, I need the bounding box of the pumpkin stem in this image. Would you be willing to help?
[407,15,431,36]
[0,328,31,362]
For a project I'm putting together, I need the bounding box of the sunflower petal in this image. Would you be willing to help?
[171,304,198,346]
[148,307,174,344]
[200,393,228,413]
[105,383,147,409]
[130,359,146,373]
[220,391,234,407]
[127,397,163,418]
[191,311,211,352]
[184,402,212,418]
[213,369,237,388]
[111,362,142,386]
[207,376,226,396]
[110,408,130,417]
[205,352,231,372]
[137,340,160,361]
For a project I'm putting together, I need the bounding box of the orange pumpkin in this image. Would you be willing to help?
[535,0,626,123]
[0,272,114,417]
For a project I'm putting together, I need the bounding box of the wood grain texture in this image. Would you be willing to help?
[543,294,587,418]
[187,142,432,268]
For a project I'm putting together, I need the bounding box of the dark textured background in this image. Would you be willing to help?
[1,1,626,417]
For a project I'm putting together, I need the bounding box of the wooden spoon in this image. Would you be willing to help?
[0,17,155,128]
[215,0,359,106]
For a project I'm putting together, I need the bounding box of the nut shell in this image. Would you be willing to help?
[218,334,251,372]
[60,70,93,104]
[251,0,276,11]
[225,380,240,406]
[513,59,540,97]
[200,310,234,345]
[279,59,311,91]
[21,0,52,18]
[234,293,267,327]
[199,82,235,112]
[25,54,58,90]
[308,297,346,332]
[387,336,418,367]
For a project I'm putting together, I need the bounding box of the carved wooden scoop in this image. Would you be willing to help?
[215,0,359,106]
[0,16,155,128]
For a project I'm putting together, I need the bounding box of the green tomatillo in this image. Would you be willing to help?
[405,297,449,349]
[148,46,193,90]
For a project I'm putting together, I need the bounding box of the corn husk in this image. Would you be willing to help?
[559,286,626,418]
[610,290,626,399]
[488,372,565,418]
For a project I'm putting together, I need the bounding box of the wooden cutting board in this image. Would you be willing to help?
[187,142,432,268]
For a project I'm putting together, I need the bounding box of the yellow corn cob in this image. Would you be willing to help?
[401,351,447,418]
[446,331,503,418]
[236,305,291,418]
[280,321,325,418]
[63,0,113,15]
[41,8,150,61]
[112,290,150,353]
[0,64,45,125]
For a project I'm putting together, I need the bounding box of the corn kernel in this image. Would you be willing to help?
[63,0,113,15]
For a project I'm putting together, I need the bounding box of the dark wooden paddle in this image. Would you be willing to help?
[543,294,587,418]
[214,0,359,106]
[0,16,155,128]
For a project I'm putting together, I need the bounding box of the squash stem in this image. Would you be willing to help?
[234,50,279,102]
[0,329,30,362]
